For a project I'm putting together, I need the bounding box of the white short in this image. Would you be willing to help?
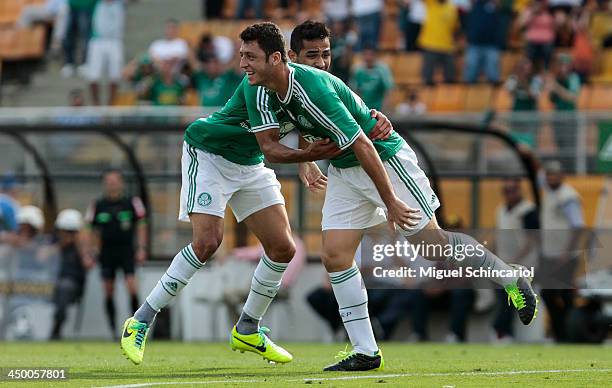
[178,142,285,223]
[86,38,123,81]
[322,144,440,235]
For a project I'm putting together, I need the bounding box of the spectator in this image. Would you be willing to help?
[418,0,460,85]
[504,58,543,146]
[123,53,155,89]
[17,0,65,27]
[548,0,581,15]
[491,178,539,342]
[235,0,264,19]
[534,158,585,342]
[519,0,555,71]
[49,209,93,340]
[463,0,503,84]
[83,169,148,338]
[139,60,188,106]
[323,0,349,23]
[351,0,383,51]
[192,55,242,107]
[15,206,45,243]
[399,0,426,52]
[17,0,68,53]
[61,0,97,78]
[553,7,576,48]
[589,0,612,48]
[349,46,394,111]
[0,174,20,234]
[86,0,125,106]
[202,0,224,19]
[571,9,594,83]
[547,53,581,172]
[498,0,515,50]
[148,19,190,72]
[328,19,356,83]
[396,89,427,115]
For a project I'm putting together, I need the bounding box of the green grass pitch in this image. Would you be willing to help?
[1,342,610,387]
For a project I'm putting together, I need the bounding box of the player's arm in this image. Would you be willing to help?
[246,85,341,162]
[80,201,99,268]
[351,133,421,229]
[132,197,148,264]
[254,128,342,163]
[314,92,421,229]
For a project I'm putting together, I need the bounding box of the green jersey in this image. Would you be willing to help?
[262,63,404,168]
[193,69,242,107]
[184,76,296,165]
[349,63,394,111]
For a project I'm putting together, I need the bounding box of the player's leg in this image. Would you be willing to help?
[319,165,385,372]
[122,143,228,365]
[226,166,294,363]
[102,276,117,336]
[236,204,295,334]
[387,146,538,325]
[229,203,295,363]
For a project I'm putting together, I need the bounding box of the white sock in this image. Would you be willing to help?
[446,232,517,286]
[241,253,287,320]
[145,244,204,312]
[329,263,378,356]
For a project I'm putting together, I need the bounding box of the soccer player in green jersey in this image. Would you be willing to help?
[120,22,393,366]
[239,22,539,372]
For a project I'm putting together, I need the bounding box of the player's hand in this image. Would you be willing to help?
[299,161,328,193]
[385,196,422,232]
[304,138,343,161]
[136,247,147,264]
[369,109,394,141]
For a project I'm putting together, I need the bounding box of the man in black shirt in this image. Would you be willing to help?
[84,169,148,336]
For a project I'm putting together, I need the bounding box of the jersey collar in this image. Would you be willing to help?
[277,64,294,105]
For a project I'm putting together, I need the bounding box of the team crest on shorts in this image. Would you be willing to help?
[198,192,212,207]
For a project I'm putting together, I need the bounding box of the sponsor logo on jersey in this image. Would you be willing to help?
[297,115,314,129]
[198,192,212,207]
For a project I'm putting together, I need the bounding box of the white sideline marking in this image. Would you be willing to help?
[95,368,612,387]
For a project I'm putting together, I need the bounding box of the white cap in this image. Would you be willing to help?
[17,205,44,230]
[55,209,83,231]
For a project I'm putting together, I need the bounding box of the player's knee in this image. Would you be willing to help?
[191,236,222,262]
[266,240,296,264]
[320,249,349,272]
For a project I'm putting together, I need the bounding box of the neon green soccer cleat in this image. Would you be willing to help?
[230,326,293,364]
[120,317,150,365]
[505,265,539,325]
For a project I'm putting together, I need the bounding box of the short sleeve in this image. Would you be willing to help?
[244,84,280,133]
[311,92,362,150]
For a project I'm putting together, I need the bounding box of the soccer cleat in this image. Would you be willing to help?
[230,326,293,364]
[120,317,150,365]
[323,347,384,372]
[505,265,539,325]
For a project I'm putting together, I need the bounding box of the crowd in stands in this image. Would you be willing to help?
[4,0,609,110]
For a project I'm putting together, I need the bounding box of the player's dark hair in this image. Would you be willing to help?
[240,22,287,63]
[290,20,331,54]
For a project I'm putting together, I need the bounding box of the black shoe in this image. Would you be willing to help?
[505,267,539,325]
[323,349,384,371]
